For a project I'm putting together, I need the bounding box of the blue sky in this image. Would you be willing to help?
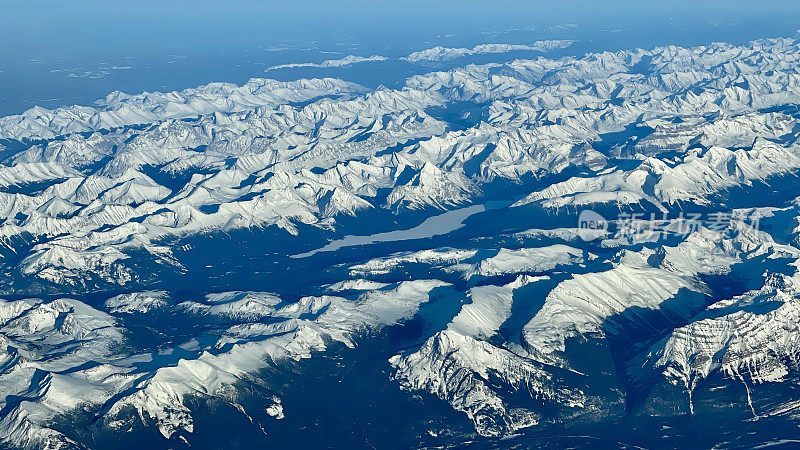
[2,0,800,116]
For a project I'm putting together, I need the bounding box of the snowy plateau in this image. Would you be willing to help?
[3,37,800,448]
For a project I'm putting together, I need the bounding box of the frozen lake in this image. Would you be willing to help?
[292,204,486,258]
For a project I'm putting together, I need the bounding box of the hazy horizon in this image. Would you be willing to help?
[2,0,800,116]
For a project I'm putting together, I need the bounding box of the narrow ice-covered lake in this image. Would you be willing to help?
[292,204,486,258]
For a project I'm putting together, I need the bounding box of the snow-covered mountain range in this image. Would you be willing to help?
[3,37,800,448]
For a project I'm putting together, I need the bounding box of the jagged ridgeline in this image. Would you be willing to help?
[2,38,800,448]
